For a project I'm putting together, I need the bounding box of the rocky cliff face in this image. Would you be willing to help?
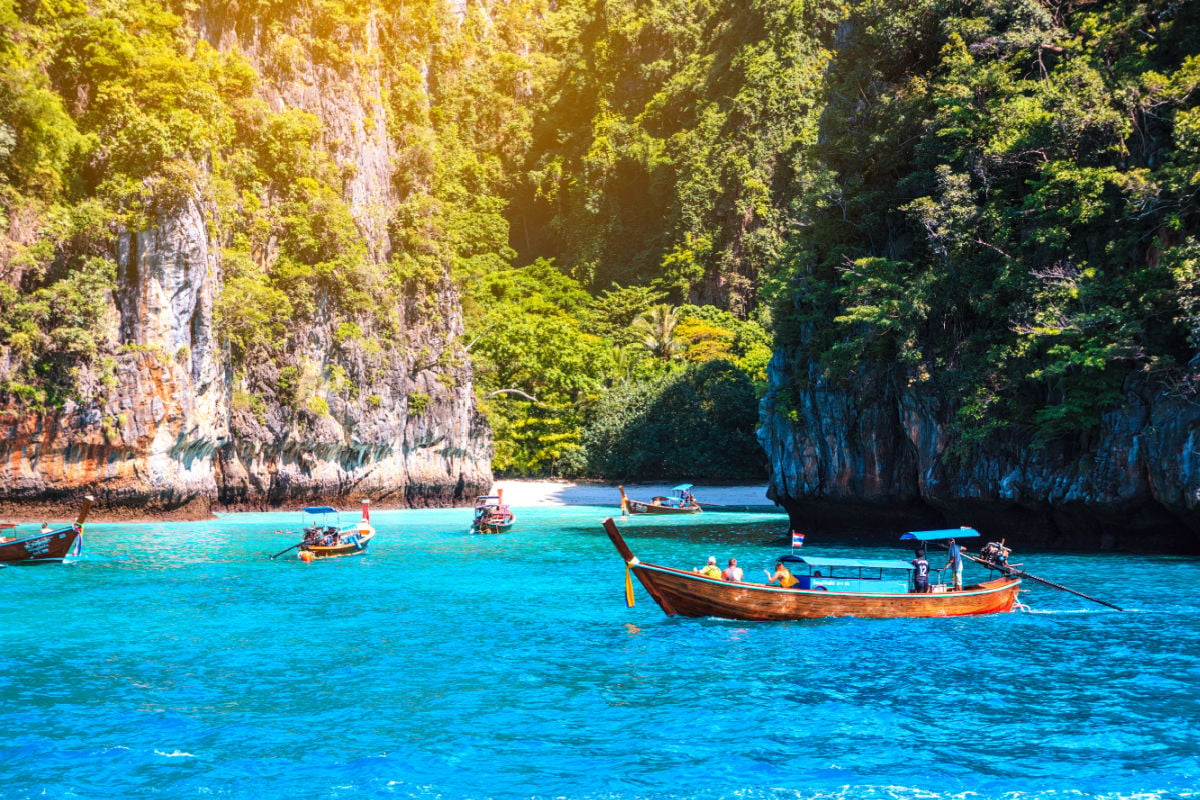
[198,7,492,511]
[0,196,229,520]
[759,351,1200,553]
[0,7,492,520]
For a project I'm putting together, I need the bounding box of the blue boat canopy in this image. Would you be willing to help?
[671,484,694,492]
[781,555,915,571]
[900,527,980,541]
[302,506,338,515]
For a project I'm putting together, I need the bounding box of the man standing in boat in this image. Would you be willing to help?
[911,549,931,593]
[944,537,964,591]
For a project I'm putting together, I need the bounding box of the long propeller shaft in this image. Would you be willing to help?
[960,550,1123,611]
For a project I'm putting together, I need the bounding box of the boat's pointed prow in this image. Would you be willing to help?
[361,498,371,523]
[603,517,636,563]
[76,494,95,526]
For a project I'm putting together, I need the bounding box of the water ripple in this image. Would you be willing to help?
[2,506,1197,799]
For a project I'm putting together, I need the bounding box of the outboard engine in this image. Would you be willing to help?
[980,541,1012,572]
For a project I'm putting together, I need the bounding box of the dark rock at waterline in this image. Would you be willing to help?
[759,353,1200,554]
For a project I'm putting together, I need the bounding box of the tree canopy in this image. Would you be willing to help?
[2,0,1198,478]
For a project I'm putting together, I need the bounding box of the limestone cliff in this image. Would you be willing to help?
[0,6,492,520]
[0,197,230,521]
[198,6,492,511]
[759,351,1200,553]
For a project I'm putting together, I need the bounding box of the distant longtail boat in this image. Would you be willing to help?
[470,488,515,534]
[0,495,94,565]
[278,500,375,561]
[619,484,702,515]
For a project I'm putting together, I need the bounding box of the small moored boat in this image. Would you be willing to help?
[290,500,375,561]
[471,489,515,534]
[603,518,1022,620]
[0,495,94,565]
[619,484,702,515]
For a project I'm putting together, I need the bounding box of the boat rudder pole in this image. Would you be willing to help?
[1006,565,1123,611]
[270,542,303,560]
[962,550,1123,611]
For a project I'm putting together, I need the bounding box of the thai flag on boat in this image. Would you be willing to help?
[791,531,805,548]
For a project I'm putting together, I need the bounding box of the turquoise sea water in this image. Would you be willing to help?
[2,504,1198,800]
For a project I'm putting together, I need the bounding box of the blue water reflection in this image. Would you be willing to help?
[1,504,1197,799]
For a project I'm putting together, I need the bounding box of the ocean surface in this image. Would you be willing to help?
[2,504,1197,800]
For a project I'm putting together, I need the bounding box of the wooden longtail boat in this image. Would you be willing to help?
[471,488,515,534]
[297,500,375,561]
[619,484,702,515]
[0,495,94,565]
[602,518,1021,620]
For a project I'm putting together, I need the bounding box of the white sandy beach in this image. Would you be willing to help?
[489,479,774,507]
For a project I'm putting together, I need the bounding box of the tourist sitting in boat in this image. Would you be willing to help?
[303,525,339,546]
[695,556,722,579]
[765,561,799,588]
[721,558,743,582]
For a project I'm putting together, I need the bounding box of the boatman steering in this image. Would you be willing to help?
[944,537,964,591]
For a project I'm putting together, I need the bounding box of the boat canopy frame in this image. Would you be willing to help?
[900,527,980,541]
[302,506,339,514]
[783,555,916,571]
[777,553,914,590]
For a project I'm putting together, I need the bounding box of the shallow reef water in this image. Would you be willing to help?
[2,505,1197,799]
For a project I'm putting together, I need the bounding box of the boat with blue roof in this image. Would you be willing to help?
[619,484,702,515]
[603,519,1022,620]
[294,500,375,561]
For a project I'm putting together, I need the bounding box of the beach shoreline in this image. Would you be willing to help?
[489,479,774,508]
[0,481,776,525]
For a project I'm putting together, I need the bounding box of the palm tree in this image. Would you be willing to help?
[632,304,683,362]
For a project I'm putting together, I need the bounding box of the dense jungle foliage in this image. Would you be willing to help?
[775,0,1200,446]
[1,0,1198,478]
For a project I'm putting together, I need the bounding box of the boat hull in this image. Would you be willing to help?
[472,521,514,534]
[623,498,701,515]
[630,563,1021,620]
[0,527,83,564]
